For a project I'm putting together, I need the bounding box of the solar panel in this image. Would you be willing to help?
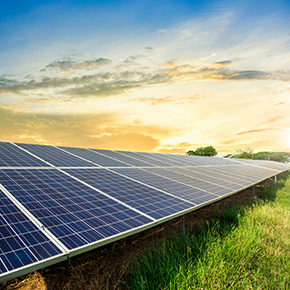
[0,142,49,167]
[168,166,249,188]
[153,153,204,166]
[216,164,279,180]
[187,155,238,166]
[16,144,95,167]
[92,149,154,167]
[64,168,195,219]
[144,167,238,193]
[0,169,153,252]
[111,167,219,205]
[183,165,259,184]
[0,188,65,281]
[139,153,191,166]
[59,147,131,167]
[0,141,289,282]
[116,151,174,167]
[231,158,290,171]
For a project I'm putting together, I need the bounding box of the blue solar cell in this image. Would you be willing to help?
[0,189,63,277]
[16,143,95,167]
[144,167,234,195]
[0,142,49,167]
[210,164,277,181]
[111,168,218,205]
[59,146,131,167]
[115,151,173,167]
[0,168,153,251]
[92,149,154,167]
[64,168,196,219]
[137,152,190,166]
[1,142,289,282]
[231,158,290,171]
[173,167,251,188]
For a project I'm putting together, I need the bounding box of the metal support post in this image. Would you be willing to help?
[274,175,277,183]
[164,223,178,239]
[253,186,255,200]
[181,215,185,240]
[265,180,267,192]
[232,195,234,208]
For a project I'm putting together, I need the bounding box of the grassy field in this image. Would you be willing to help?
[124,174,290,289]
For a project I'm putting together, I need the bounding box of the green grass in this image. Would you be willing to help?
[123,174,290,290]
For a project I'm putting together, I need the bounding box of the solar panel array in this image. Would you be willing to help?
[0,141,289,282]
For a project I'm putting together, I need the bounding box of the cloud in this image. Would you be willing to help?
[44,58,112,71]
[1,56,289,102]
[175,29,191,37]
[0,106,165,151]
[218,139,237,145]
[155,141,200,154]
[156,29,167,34]
[123,55,143,64]
[0,70,171,99]
[236,128,279,135]
[159,59,290,82]
[137,94,203,105]
[0,89,18,95]
[23,96,63,104]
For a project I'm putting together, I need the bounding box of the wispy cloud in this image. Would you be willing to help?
[160,60,290,82]
[0,105,170,151]
[1,56,289,102]
[236,128,279,135]
[137,94,203,105]
[43,58,112,71]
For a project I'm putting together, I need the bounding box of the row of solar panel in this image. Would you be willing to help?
[1,142,289,172]
[0,141,289,281]
[1,164,289,280]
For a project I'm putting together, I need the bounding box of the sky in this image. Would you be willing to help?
[0,0,290,155]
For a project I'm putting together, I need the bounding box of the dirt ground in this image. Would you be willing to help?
[0,181,269,290]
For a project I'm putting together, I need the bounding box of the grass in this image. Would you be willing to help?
[123,174,290,290]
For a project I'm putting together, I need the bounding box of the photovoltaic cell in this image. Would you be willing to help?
[190,155,240,166]
[115,151,173,167]
[137,153,190,166]
[231,158,290,171]
[92,149,154,167]
[215,164,278,180]
[0,142,49,167]
[111,167,218,205]
[0,189,63,277]
[0,169,152,250]
[144,167,235,195]
[167,167,249,188]
[148,153,202,166]
[64,168,195,219]
[182,166,259,185]
[0,141,289,282]
[16,144,95,167]
[59,147,130,167]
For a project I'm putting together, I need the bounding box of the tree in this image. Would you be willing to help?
[186,146,218,157]
[223,149,290,163]
[235,148,254,159]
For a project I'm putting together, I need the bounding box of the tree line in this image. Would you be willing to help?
[186,146,290,163]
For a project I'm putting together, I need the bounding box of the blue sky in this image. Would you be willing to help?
[0,0,290,154]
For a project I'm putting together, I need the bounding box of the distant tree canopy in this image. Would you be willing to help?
[223,148,290,163]
[186,146,218,157]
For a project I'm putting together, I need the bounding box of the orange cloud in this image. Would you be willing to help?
[218,139,237,145]
[0,89,18,94]
[236,128,279,135]
[137,94,203,105]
